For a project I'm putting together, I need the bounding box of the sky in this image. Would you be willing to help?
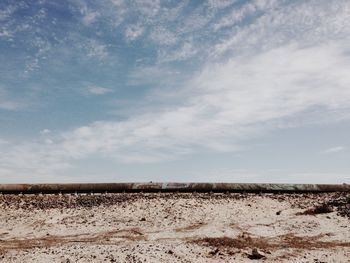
[0,0,349,183]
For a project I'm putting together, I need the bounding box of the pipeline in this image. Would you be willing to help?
[0,182,349,194]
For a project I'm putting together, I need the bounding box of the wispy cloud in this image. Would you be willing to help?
[149,26,178,46]
[84,40,108,60]
[212,0,350,58]
[189,169,350,184]
[321,146,345,154]
[124,24,144,41]
[77,1,100,26]
[87,86,113,95]
[158,41,197,63]
[0,139,8,145]
[0,89,26,111]
[2,40,350,178]
[0,100,22,111]
[40,129,51,135]
[1,0,350,181]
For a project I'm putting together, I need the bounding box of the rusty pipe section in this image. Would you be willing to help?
[0,183,349,194]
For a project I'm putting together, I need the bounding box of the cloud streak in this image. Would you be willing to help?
[2,41,350,178]
[87,86,113,95]
[1,0,350,181]
[321,146,345,154]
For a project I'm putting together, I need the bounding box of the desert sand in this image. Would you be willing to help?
[0,192,349,262]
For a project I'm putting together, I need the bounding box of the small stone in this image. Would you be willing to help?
[209,248,219,255]
[248,248,266,260]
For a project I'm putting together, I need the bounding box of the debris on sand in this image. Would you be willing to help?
[0,193,248,210]
[193,233,261,250]
[1,192,349,262]
[192,233,350,253]
[247,248,266,260]
[208,248,220,256]
[327,194,350,219]
[297,204,333,215]
[296,193,350,219]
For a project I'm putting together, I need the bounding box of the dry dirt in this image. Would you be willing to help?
[0,192,349,262]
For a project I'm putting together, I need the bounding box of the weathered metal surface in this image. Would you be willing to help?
[0,183,349,194]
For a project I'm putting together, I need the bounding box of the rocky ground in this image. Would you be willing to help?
[0,192,349,262]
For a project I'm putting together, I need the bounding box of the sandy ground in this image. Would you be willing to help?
[0,192,349,262]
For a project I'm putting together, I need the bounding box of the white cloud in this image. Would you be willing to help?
[0,4,17,21]
[40,129,51,135]
[189,168,350,183]
[213,1,266,31]
[321,146,345,154]
[75,0,100,25]
[158,41,197,62]
[0,29,13,38]
[124,24,144,41]
[0,139,8,145]
[1,1,350,180]
[82,10,99,25]
[85,40,108,60]
[128,66,182,87]
[87,86,113,95]
[277,173,350,184]
[135,0,160,17]
[0,100,22,110]
[2,40,350,178]
[149,27,178,46]
[0,90,24,111]
[207,0,236,10]
[212,0,350,58]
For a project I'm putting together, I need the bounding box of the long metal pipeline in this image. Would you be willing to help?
[0,182,349,194]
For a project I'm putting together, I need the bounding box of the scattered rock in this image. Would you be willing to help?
[209,248,220,256]
[327,194,350,219]
[298,204,333,215]
[247,248,266,260]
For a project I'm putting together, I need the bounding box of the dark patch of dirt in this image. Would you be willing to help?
[247,248,266,260]
[0,194,135,209]
[0,192,349,215]
[0,193,249,210]
[295,193,350,219]
[193,232,266,250]
[297,204,333,215]
[175,223,204,232]
[192,232,350,252]
[0,229,144,251]
[327,193,350,219]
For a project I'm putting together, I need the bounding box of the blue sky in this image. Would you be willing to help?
[0,0,349,183]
